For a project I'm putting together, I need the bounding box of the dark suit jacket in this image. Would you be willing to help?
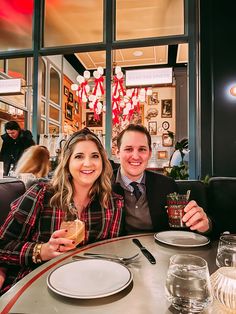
[112,169,178,232]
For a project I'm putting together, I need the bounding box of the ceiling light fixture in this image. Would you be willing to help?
[230,85,236,96]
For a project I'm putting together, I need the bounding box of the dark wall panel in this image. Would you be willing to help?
[200,0,236,177]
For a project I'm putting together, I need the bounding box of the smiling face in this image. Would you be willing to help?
[117,131,152,181]
[69,140,103,189]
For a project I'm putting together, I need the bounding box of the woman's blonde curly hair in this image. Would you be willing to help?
[50,129,113,213]
[15,145,50,178]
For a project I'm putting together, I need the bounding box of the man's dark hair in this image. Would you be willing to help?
[117,124,152,150]
[5,121,21,131]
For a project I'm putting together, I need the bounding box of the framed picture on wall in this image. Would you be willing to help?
[65,103,73,120]
[74,101,79,114]
[130,104,144,124]
[157,151,168,159]
[86,112,103,127]
[162,133,173,147]
[161,99,172,118]
[68,92,73,103]
[64,86,69,97]
[148,121,157,135]
[162,121,170,130]
[147,92,158,105]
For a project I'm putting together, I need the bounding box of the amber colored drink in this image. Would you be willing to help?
[60,219,85,245]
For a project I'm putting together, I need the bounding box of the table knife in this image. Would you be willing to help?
[132,238,156,264]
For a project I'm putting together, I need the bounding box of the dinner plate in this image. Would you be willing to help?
[154,230,210,247]
[47,259,133,299]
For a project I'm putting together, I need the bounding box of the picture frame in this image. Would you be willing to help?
[65,103,73,120]
[74,100,79,110]
[162,121,170,130]
[157,151,168,159]
[74,100,79,114]
[148,121,157,135]
[64,86,69,97]
[147,92,158,105]
[161,99,172,118]
[95,130,103,137]
[68,92,73,103]
[162,133,173,147]
[130,104,144,125]
[86,112,103,127]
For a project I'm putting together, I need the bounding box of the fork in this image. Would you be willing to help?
[72,252,139,264]
[84,252,139,262]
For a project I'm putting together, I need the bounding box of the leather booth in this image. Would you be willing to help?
[207,177,236,237]
[0,177,235,238]
[0,179,25,226]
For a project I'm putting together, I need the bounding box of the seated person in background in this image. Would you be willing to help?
[15,145,51,187]
[112,124,210,235]
[0,128,123,295]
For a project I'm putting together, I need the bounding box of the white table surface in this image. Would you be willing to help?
[0,233,228,314]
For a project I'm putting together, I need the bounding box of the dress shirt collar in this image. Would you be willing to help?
[116,167,145,191]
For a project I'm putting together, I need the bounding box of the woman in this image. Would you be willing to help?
[15,145,50,179]
[0,128,123,294]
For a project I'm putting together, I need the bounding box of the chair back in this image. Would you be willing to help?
[207,177,236,236]
[176,180,208,210]
[0,179,26,226]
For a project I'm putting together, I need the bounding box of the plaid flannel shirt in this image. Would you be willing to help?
[0,182,123,294]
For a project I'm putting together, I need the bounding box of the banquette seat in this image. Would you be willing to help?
[0,179,25,227]
[0,177,235,238]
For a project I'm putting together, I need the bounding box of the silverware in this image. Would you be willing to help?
[84,252,139,262]
[72,253,139,264]
[132,238,156,264]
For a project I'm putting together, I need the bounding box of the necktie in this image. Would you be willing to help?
[130,182,142,200]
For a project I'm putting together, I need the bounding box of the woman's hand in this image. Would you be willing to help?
[182,200,210,233]
[40,229,76,261]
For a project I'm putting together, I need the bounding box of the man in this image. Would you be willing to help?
[0,121,35,176]
[113,124,210,234]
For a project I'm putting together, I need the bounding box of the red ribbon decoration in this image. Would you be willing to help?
[93,77,104,96]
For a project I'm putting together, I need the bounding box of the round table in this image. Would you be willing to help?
[0,233,224,314]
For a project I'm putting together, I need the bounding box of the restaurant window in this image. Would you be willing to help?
[40,119,45,133]
[49,123,59,134]
[44,0,103,47]
[0,0,34,51]
[40,100,46,116]
[116,0,184,40]
[49,68,60,104]
[49,105,60,121]
[0,60,4,73]
[8,58,26,79]
[40,59,46,97]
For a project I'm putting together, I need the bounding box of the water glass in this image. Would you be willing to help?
[216,234,236,267]
[165,254,212,313]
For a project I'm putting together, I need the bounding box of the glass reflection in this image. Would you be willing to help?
[44,0,103,47]
[0,0,33,51]
[116,0,184,40]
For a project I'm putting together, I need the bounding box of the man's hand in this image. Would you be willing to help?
[182,200,210,233]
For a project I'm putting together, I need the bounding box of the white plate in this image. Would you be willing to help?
[47,259,133,299]
[154,230,210,247]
